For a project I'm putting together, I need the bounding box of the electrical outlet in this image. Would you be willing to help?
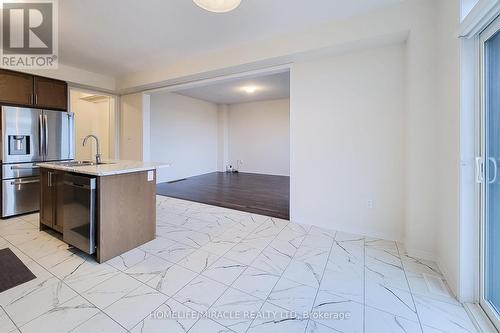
[367,200,374,209]
[147,170,154,182]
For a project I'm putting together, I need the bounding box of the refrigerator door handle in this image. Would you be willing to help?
[10,165,39,170]
[10,179,40,185]
[67,112,75,160]
[43,114,48,159]
[39,114,44,158]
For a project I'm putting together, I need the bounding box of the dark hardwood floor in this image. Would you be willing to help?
[156,172,290,220]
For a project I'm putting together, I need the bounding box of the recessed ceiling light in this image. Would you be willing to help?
[193,0,242,13]
[242,85,258,94]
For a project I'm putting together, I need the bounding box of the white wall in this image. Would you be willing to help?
[217,105,229,171]
[120,93,150,161]
[150,92,219,183]
[226,99,290,176]
[23,63,116,92]
[291,44,405,241]
[116,1,423,93]
[437,0,461,297]
[402,0,439,260]
[116,0,446,262]
[70,91,111,161]
[118,0,465,297]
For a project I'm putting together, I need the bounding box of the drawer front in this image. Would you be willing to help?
[2,163,40,179]
[2,177,40,217]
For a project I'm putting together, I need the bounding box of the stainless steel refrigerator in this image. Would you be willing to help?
[1,106,74,217]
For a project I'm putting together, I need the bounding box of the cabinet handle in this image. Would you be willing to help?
[35,94,38,105]
[48,172,53,187]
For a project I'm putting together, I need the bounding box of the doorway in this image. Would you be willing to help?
[69,88,118,161]
[479,15,500,331]
[151,69,291,219]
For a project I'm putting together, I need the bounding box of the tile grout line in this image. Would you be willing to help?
[174,217,290,332]
[396,242,424,333]
[305,230,337,333]
[241,223,312,333]
[67,307,129,333]
[184,215,290,332]
[1,217,167,332]
[98,205,268,297]
[1,210,269,333]
[1,303,20,333]
[162,223,263,331]
[125,208,276,331]
[0,233,96,331]
[9,202,466,333]
[24,256,129,331]
[103,212,265,331]
[0,208,400,333]
[5,205,286,332]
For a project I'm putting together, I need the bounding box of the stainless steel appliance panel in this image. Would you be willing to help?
[43,110,74,161]
[2,177,40,217]
[1,107,75,218]
[62,174,96,254]
[1,106,43,163]
[2,163,40,179]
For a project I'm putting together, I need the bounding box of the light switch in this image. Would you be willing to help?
[147,170,154,182]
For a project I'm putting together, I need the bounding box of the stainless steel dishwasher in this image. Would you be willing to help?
[62,173,97,255]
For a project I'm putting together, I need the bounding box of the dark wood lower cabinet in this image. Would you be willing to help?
[40,169,63,233]
[39,167,156,263]
[97,171,156,263]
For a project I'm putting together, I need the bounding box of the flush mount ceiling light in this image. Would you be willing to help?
[193,0,242,13]
[241,85,258,94]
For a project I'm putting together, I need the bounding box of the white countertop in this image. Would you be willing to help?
[37,160,169,177]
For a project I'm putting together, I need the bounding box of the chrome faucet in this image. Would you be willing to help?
[82,135,101,164]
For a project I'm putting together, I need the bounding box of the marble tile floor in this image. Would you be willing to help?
[0,196,477,333]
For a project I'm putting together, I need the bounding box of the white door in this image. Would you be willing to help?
[479,15,500,331]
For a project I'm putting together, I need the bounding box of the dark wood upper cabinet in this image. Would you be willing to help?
[0,69,34,106]
[34,76,68,111]
[0,69,68,111]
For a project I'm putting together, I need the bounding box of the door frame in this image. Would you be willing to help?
[143,63,292,217]
[478,14,500,331]
[68,87,120,160]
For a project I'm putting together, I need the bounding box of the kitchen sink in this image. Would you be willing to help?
[55,160,115,167]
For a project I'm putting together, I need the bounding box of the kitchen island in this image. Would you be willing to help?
[36,160,162,263]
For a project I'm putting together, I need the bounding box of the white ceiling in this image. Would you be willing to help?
[59,0,402,77]
[173,71,289,104]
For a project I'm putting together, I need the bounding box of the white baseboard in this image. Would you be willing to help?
[404,247,437,262]
[464,303,499,333]
[289,218,403,244]
[436,256,459,300]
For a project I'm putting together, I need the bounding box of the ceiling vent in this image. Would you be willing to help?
[79,94,109,103]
